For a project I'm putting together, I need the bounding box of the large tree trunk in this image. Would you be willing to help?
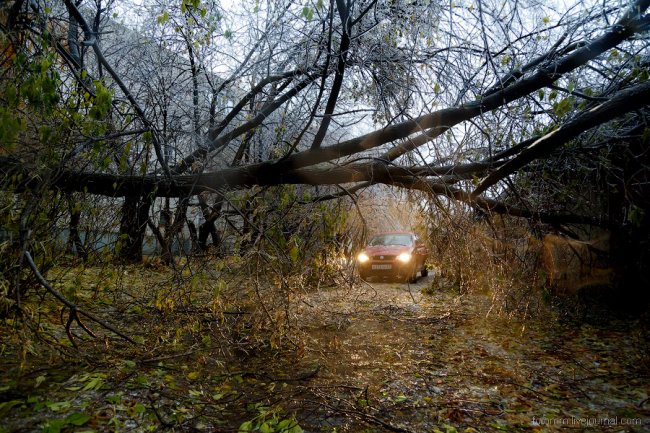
[197,196,222,251]
[608,212,650,311]
[608,138,650,310]
[67,196,88,261]
[117,195,151,264]
[187,219,198,251]
[198,220,219,250]
[159,198,189,264]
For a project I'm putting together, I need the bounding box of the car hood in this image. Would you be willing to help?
[363,245,413,255]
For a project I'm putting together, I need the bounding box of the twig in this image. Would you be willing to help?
[406,281,418,304]
[141,350,198,364]
[23,251,136,346]
[313,397,418,433]
[62,0,173,181]
[266,364,321,382]
[147,394,174,428]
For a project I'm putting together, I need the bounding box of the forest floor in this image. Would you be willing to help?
[1,264,649,433]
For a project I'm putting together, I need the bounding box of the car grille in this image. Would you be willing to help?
[371,255,396,260]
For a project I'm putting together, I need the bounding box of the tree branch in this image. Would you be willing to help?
[23,251,136,346]
[472,78,650,196]
[62,0,173,180]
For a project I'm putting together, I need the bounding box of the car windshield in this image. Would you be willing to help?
[368,234,413,246]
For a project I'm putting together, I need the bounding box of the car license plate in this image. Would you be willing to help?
[372,264,392,270]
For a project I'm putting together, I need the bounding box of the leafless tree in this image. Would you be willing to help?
[2,0,650,296]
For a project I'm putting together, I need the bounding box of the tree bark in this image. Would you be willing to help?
[197,196,222,250]
[160,198,189,262]
[607,138,650,309]
[67,196,88,261]
[117,195,152,264]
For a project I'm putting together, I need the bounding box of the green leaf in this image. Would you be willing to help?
[42,420,65,433]
[278,419,303,432]
[238,421,253,432]
[277,419,292,429]
[0,107,26,150]
[89,80,112,120]
[65,412,91,426]
[35,375,47,388]
[105,394,122,404]
[289,244,299,264]
[444,425,458,433]
[156,11,169,24]
[133,403,146,414]
[0,400,22,418]
[301,6,314,20]
[45,401,71,412]
[552,97,573,118]
[567,81,575,92]
[82,377,104,391]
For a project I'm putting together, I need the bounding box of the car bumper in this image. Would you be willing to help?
[358,261,414,278]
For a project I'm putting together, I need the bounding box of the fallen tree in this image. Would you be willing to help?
[1,0,649,316]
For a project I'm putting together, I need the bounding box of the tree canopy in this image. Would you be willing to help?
[2,0,649,205]
[1,0,649,269]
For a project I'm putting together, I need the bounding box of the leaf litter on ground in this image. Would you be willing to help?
[0,264,648,432]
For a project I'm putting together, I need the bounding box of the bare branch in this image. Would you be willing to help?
[23,251,137,345]
[473,78,650,196]
[62,0,173,180]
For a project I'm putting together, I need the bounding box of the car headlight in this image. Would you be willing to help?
[357,252,370,263]
[397,252,411,263]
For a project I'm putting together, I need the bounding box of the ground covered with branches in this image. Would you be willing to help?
[3,0,650,430]
[1,262,648,433]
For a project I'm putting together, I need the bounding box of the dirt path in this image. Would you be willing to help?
[1,270,648,433]
[293,274,650,432]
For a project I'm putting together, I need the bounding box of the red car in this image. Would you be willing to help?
[356,232,429,282]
